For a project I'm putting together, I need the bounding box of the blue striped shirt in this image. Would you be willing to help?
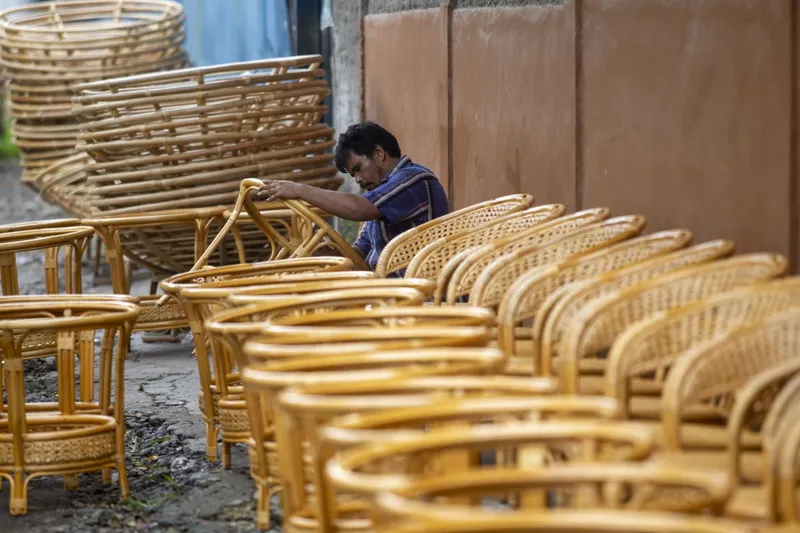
[352,156,449,273]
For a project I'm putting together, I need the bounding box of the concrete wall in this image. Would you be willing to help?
[331,0,797,265]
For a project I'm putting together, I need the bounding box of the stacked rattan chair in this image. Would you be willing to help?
[0,0,187,185]
[158,179,800,533]
[70,55,339,214]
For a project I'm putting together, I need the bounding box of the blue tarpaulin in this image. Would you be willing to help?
[176,0,293,67]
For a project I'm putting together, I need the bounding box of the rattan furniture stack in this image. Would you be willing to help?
[0,0,188,185]
[71,55,339,215]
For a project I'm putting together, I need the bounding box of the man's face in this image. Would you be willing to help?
[345,149,385,191]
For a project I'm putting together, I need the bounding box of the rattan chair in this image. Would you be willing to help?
[374,194,535,278]
[403,204,565,281]
[372,509,756,533]
[0,294,139,515]
[159,257,356,460]
[0,0,187,183]
[440,208,613,304]
[375,461,730,515]
[71,56,335,209]
[209,326,490,530]
[559,253,788,395]
[497,230,692,364]
[0,221,96,388]
[239,344,500,530]
[326,421,656,509]
[469,215,647,310]
[190,284,431,466]
[284,389,618,533]
[606,277,800,420]
[661,308,800,520]
[536,240,735,378]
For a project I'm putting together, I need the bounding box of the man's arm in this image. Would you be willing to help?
[257,180,380,222]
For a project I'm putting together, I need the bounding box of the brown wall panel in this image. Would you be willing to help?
[451,3,576,210]
[363,9,449,194]
[582,0,792,256]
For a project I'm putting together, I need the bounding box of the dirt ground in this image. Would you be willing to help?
[0,161,279,533]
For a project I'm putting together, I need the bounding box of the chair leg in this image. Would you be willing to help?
[63,474,79,491]
[206,421,219,462]
[118,460,130,499]
[256,483,280,530]
[222,441,232,470]
[9,474,27,516]
[102,469,112,484]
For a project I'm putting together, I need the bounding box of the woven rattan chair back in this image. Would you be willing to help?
[559,253,788,394]
[536,240,735,378]
[606,277,800,418]
[468,215,647,309]
[661,307,800,451]
[0,294,139,516]
[404,204,565,281]
[497,230,692,362]
[374,194,535,278]
[440,208,612,304]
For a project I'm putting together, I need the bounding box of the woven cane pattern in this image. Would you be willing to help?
[0,429,115,466]
[444,208,611,303]
[541,240,735,366]
[667,309,800,420]
[611,278,800,387]
[198,389,220,419]
[20,330,58,354]
[137,300,185,324]
[374,194,534,277]
[405,204,565,281]
[469,216,647,308]
[502,230,692,333]
[566,254,788,367]
[218,400,250,435]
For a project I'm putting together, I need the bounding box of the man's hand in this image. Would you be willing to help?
[256,180,305,202]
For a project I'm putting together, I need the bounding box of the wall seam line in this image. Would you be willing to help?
[574,0,584,212]
[792,0,799,273]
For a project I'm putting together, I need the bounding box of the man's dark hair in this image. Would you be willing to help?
[334,121,402,174]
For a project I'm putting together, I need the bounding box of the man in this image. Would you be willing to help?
[257,121,449,272]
